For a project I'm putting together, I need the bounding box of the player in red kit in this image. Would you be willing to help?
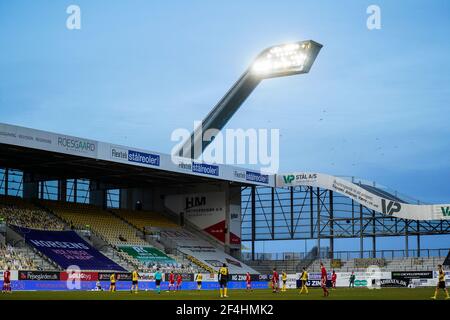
[168,271,175,292]
[320,262,329,297]
[176,274,182,291]
[331,270,337,289]
[272,268,279,293]
[246,272,252,291]
[2,266,11,293]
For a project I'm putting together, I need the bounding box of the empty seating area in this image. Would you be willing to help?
[0,196,64,231]
[42,201,148,247]
[111,209,179,230]
[0,243,37,270]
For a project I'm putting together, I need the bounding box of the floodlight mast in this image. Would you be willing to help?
[176,40,322,159]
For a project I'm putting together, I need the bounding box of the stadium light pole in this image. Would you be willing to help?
[176,40,323,159]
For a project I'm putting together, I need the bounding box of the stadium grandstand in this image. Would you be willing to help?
[0,121,449,293]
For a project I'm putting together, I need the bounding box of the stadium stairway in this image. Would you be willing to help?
[109,209,206,273]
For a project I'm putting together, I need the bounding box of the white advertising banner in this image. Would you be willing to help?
[0,122,275,187]
[277,172,450,221]
[0,123,98,158]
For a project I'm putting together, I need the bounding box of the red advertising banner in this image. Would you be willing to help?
[59,271,99,282]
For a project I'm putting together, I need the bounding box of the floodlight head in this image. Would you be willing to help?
[251,40,322,79]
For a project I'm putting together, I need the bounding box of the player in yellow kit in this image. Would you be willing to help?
[196,273,203,290]
[109,273,116,292]
[281,271,288,292]
[219,263,229,298]
[431,264,449,300]
[299,267,309,294]
[131,270,139,293]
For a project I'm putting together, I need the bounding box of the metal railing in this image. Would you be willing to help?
[243,248,449,261]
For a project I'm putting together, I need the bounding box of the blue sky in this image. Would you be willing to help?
[1,1,449,253]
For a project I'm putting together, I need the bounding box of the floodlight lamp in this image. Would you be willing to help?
[251,40,322,79]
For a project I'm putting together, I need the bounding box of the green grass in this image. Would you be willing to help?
[0,288,448,300]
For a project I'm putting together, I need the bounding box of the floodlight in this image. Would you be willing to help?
[175,40,322,159]
[251,40,322,78]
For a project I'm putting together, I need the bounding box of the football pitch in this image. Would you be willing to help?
[0,288,447,300]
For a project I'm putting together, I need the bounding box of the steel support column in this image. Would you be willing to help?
[372,210,376,258]
[251,186,256,261]
[290,187,294,239]
[317,188,321,259]
[271,188,275,240]
[360,204,363,258]
[417,220,421,257]
[309,188,314,238]
[329,190,334,259]
[4,168,8,196]
[405,220,409,257]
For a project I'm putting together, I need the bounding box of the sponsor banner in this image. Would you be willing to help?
[0,123,98,158]
[233,170,269,185]
[295,279,332,288]
[19,271,60,281]
[110,146,160,167]
[164,192,226,243]
[391,271,433,280]
[59,271,98,282]
[230,274,260,282]
[336,271,391,288]
[435,206,450,218]
[170,157,274,186]
[192,162,219,176]
[98,272,133,281]
[2,280,270,291]
[277,172,450,220]
[380,278,409,287]
[128,150,160,167]
[12,226,126,271]
[0,270,18,281]
[118,246,175,264]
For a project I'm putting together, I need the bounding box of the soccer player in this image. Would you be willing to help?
[431,264,449,300]
[272,268,279,293]
[154,268,162,294]
[2,266,11,293]
[168,271,175,292]
[95,280,102,291]
[281,271,288,292]
[349,271,355,288]
[196,273,203,290]
[245,272,252,291]
[331,270,337,290]
[320,262,329,297]
[176,274,183,291]
[131,269,139,293]
[299,267,309,295]
[219,263,229,298]
[109,273,116,292]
